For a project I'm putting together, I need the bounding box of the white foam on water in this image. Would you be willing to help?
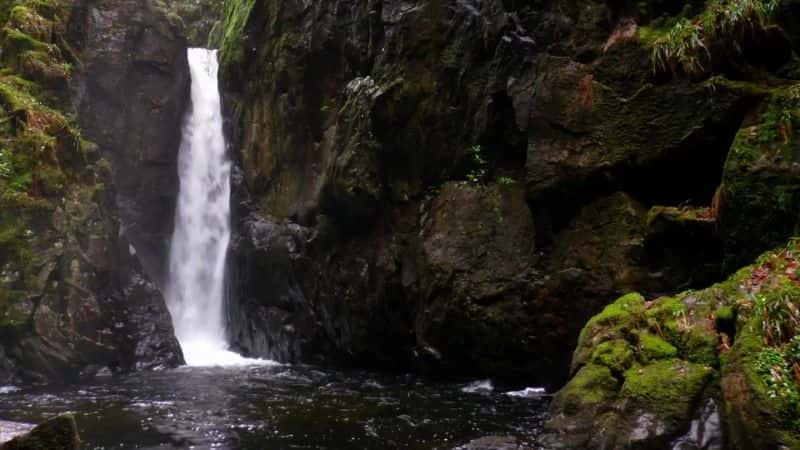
[0,420,34,443]
[461,380,494,394]
[504,387,546,398]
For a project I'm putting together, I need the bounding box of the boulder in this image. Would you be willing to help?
[1,415,79,450]
[544,243,800,449]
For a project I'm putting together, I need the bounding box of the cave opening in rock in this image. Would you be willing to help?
[622,112,745,208]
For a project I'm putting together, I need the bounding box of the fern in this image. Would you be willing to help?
[651,0,780,75]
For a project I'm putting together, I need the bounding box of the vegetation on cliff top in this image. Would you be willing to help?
[218,0,255,66]
[639,0,781,74]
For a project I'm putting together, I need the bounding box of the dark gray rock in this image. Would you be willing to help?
[670,400,724,450]
[228,212,321,363]
[0,0,186,383]
[217,0,750,387]
[70,0,190,288]
[113,232,184,371]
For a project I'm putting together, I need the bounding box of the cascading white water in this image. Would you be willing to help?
[166,48,266,367]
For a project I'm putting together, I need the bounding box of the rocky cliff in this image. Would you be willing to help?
[0,0,189,383]
[216,0,798,389]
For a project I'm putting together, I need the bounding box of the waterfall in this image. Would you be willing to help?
[165,48,263,367]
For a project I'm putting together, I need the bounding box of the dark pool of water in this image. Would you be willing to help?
[0,364,548,449]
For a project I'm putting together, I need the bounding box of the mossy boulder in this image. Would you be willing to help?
[550,363,620,416]
[620,359,713,427]
[638,332,678,363]
[547,242,800,448]
[525,41,751,207]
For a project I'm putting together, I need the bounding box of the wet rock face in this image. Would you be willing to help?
[670,400,724,450]
[415,183,539,378]
[0,0,185,383]
[65,0,188,375]
[217,0,766,386]
[228,213,321,363]
[720,85,800,269]
[70,0,190,288]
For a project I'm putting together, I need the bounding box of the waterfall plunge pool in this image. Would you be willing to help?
[0,365,548,448]
[0,48,550,450]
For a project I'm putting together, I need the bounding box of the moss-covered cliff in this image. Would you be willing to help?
[0,0,188,382]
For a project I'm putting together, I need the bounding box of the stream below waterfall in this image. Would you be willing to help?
[0,365,548,449]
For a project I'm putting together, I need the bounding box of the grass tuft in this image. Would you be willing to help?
[649,0,781,75]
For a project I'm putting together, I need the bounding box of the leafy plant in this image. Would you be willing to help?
[497,176,515,186]
[786,335,800,364]
[650,0,781,75]
[756,347,798,404]
[0,149,11,178]
[652,18,707,75]
[466,145,487,184]
[753,288,800,347]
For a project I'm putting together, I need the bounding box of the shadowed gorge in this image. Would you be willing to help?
[2,0,800,448]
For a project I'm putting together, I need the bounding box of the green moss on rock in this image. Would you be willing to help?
[591,339,636,374]
[549,243,800,447]
[219,0,255,66]
[552,363,620,416]
[638,332,678,363]
[715,305,735,328]
[585,292,646,330]
[621,359,713,422]
[721,85,800,266]
[640,0,781,74]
